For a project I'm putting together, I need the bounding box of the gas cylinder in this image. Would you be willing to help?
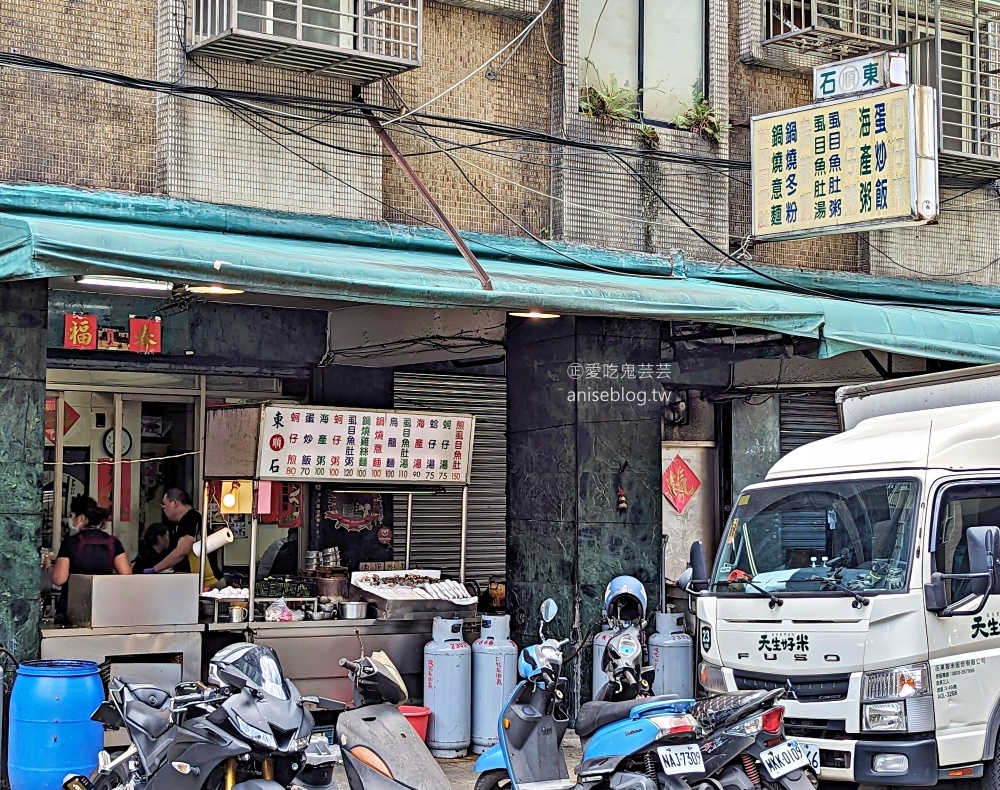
[424,617,472,758]
[591,625,613,700]
[471,614,517,754]
[650,609,694,698]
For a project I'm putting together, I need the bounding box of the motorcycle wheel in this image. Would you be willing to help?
[89,763,135,790]
[475,770,512,790]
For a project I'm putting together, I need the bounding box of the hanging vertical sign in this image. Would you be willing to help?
[128,316,162,354]
[256,406,476,484]
[63,314,98,350]
[751,85,939,241]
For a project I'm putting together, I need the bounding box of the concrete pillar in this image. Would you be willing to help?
[0,280,47,661]
[730,396,781,496]
[506,316,663,706]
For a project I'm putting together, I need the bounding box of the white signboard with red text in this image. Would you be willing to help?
[256,406,476,485]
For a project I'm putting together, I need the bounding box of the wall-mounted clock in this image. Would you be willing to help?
[102,428,133,458]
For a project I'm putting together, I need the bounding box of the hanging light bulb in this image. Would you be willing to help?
[222,481,240,509]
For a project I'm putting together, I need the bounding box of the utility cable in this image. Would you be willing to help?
[383,0,554,125]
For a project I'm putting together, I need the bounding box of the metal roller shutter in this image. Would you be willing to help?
[779,392,842,456]
[392,372,506,583]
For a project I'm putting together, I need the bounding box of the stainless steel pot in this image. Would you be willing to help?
[338,601,369,619]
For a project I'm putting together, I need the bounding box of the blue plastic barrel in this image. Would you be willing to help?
[8,659,104,790]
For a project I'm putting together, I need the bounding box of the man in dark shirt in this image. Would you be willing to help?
[146,488,222,580]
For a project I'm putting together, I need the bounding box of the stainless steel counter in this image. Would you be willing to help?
[41,624,203,748]
[202,618,478,702]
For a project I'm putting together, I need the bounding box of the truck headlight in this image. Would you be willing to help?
[863,701,906,731]
[698,662,728,694]
[862,662,929,701]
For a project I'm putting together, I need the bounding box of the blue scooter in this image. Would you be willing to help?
[474,599,816,790]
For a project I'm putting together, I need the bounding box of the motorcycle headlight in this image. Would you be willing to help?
[698,662,728,694]
[233,713,278,750]
[292,735,312,752]
[862,663,929,701]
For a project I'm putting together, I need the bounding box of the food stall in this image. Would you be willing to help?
[200,404,480,702]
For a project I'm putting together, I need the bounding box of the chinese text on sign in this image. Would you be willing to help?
[257,407,476,485]
[752,86,936,240]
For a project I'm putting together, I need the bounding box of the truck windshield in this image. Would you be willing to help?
[712,478,919,595]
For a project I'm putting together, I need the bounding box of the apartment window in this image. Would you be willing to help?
[579,0,707,123]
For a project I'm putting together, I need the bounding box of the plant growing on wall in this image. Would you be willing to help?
[579,58,645,124]
[674,93,731,143]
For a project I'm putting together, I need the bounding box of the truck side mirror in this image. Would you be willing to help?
[676,568,694,593]
[689,541,709,592]
[926,525,1000,617]
[966,526,1000,594]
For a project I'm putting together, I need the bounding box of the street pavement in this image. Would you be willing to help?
[330,732,584,790]
[329,734,889,790]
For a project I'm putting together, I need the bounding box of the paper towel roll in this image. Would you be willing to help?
[193,527,234,557]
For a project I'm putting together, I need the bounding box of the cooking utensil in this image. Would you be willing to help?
[338,601,369,619]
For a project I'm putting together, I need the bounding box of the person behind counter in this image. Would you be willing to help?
[50,495,132,622]
[146,487,223,589]
[132,522,170,574]
[257,528,299,577]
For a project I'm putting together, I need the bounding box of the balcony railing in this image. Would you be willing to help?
[760,0,1000,174]
[762,0,935,58]
[908,0,1000,173]
[188,0,422,83]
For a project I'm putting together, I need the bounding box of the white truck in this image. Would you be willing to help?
[680,364,1000,789]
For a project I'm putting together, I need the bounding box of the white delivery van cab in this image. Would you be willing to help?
[684,364,1000,789]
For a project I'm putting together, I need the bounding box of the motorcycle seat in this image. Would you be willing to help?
[575,694,678,738]
[127,699,173,739]
[689,690,772,732]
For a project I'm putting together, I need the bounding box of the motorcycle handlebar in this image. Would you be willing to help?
[339,659,360,673]
[171,687,227,710]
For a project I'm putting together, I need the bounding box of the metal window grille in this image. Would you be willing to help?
[757,0,1000,174]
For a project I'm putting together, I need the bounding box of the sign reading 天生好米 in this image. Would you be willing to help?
[751,86,939,241]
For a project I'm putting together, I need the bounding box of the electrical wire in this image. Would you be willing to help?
[608,152,880,304]
[860,234,1000,280]
[382,0,554,125]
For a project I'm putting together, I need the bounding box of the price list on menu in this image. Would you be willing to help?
[256,406,476,485]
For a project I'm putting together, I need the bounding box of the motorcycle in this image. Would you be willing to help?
[61,642,342,790]
[594,575,654,702]
[474,599,817,790]
[334,641,451,790]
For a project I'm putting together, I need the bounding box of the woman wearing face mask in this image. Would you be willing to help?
[50,495,132,623]
[132,523,171,574]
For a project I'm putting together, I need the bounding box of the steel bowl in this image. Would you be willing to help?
[338,601,369,619]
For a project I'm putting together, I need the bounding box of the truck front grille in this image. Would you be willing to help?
[732,669,851,702]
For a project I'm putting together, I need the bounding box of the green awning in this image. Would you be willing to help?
[2,184,1000,364]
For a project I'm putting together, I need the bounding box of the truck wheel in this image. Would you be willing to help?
[475,770,512,790]
[975,750,1000,790]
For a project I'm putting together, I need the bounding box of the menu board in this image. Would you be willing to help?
[256,406,476,485]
